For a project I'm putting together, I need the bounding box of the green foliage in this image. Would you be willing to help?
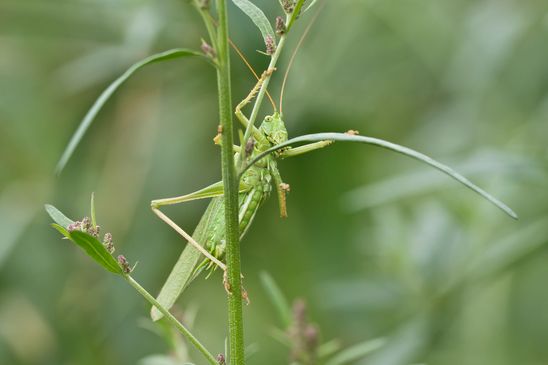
[44,204,74,228]
[231,0,276,43]
[303,0,320,13]
[67,229,124,275]
[55,49,204,174]
[249,133,517,219]
[47,203,124,274]
[5,0,547,364]
[324,338,386,365]
[260,271,291,327]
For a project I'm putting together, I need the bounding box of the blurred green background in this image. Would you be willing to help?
[1,0,548,364]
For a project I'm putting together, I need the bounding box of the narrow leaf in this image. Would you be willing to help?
[55,48,204,174]
[318,340,343,359]
[259,271,291,327]
[45,204,74,228]
[231,0,276,44]
[90,192,97,228]
[468,217,548,281]
[50,221,123,274]
[303,0,320,13]
[246,133,518,219]
[69,230,123,274]
[51,223,71,239]
[325,338,386,365]
[151,199,223,321]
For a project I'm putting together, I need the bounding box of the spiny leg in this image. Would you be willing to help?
[234,69,275,144]
[151,207,226,272]
[279,140,333,159]
[151,180,251,294]
[151,181,229,272]
[270,163,290,218]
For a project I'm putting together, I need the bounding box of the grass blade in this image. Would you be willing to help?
[325,338,386,365]
[151,198,222,321]
[303,0,320,13]
[55,48,204,174]
[46,203,122,274]
[45,204,74,228]
[231,0,275,44]
[259,271,291,327]
[245,133,518,219]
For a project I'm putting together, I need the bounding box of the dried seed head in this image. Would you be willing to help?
[81,217,91,231]
[293,298,307,329]
[103,232,115,254]
[117,255,132,274]
[276,16,286,35]
[265,35,276,55]
[304,324,319,351]
[216,354,226,365]
[67,221,80,232]
[288,298,320,363]
[201,40,216,59]
[88,225,100,238]
[281,0,295,13]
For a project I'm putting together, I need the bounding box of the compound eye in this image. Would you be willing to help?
[265,116,272,122]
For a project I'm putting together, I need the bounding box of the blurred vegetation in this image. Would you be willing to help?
[1,0,548,364]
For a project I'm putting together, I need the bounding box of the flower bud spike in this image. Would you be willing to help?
[103,232,115,254]
[281,0,295,14]
[117,255,132,274]
[265,35,276,56]
[276,16,286,35]
[216,354,226,365]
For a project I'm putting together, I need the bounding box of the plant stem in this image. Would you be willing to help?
[238,14,290,166]
[215,0,245,364]
[193,1,217,47]
[124,275,218,365]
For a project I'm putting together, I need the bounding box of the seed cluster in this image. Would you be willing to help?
[276,16,286,35]
[68,217,99,237]
[117,255,132,274]
[67,216,135,273]
[281,0,295,14]
[288,299,319,364]
[265,35,276,55]
[68,216,117,253]
[216,354,226,365]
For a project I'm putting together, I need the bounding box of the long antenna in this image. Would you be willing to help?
[279,1,326,114]
[229,39,277,111]
[206,12,277,111]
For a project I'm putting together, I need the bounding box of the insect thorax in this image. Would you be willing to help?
[259,112,288,147]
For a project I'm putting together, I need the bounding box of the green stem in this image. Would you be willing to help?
[216,0,245,364]
[238,14,291,166]
[287,0,307,31]
[124,275,218,365]
[193,1,217,48]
